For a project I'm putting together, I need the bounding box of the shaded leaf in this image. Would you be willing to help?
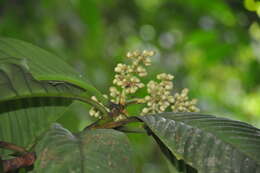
[33,124,134,173]
[0,38,107,104]
[138,113,260,173]
[149,128,197,173]
[0,38,107,157]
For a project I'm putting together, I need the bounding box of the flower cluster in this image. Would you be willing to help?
[109,50,155,108]
[171,88,200,112]
[141,73,199,114]
[89,50,199,120]
[142,73,175,114]
[112,50,154,97]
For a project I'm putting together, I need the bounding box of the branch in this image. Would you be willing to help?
[0,141,27,154]
[2,152,36,172]
[125,98,145,106]
[86,117,139,130]
[0,141,36,172]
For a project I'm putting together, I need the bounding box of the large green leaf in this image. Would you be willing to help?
[149,130,197,173]
[0,38,106,103]
[0,38,107,157]
[33,124,134,173]
[138,113,260,173]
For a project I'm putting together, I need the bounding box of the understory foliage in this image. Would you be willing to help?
[0,38,260,173]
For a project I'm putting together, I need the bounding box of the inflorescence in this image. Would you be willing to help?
[89,50,199,120]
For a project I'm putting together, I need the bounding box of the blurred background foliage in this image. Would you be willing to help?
[0,0,260,172]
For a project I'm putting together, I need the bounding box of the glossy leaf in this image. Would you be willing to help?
[138,113,260,173]
[150,130,197,173]
[33,124,134,173]
[0,38,107,157]
[0,38,107,104]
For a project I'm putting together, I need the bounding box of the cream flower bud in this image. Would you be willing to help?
[114,63,122,72]
[144,58,152,66]
[89,108,96,116]
[191,99,198,104]
[142,107,149,114]
[133,51,141,57]
[137,98,146,104]
[91,96,98,102]
[148,50,155,56]
[142,50,148,56]
[126,52,133,58]
[169,96,175,103]
[145,96,151,100]
[157,73,174,81]
[142,50,155,57]
[109,87,120,97]
[139,67,146,72]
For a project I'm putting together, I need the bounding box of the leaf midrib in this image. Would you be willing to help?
[0,38,109,106]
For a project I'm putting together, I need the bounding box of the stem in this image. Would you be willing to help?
[86,117,139,130]
[2,152,36,173]
[125,98,145,106]
[0,141,35,172]
[77,97,110,118]
[119,89,126,105]
[0,141,27,154]
[115,126,146,133]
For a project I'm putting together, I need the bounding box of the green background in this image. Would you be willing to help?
[0,0,260,172]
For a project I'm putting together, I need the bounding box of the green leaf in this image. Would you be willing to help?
[138,113,260,173]
[0,38,107,157]
[33,124,134,173]
[150,130,197,173]
[0,38,107,104]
